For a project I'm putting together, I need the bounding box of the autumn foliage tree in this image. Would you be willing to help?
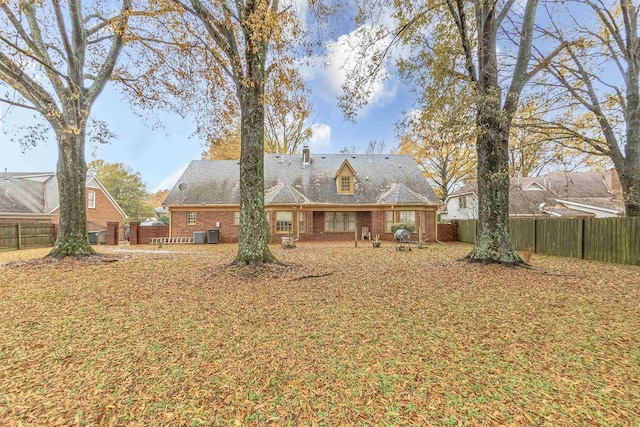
[397,105,476,202]
[509,97,608,177]
[203,79,313,161]
[352,0,563,264]
[0,0,132,257]
[133,0,308,265]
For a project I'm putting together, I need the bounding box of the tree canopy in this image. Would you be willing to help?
[89,160,154,222]
[0,0,132,257]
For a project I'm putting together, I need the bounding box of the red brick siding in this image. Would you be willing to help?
[168,207,438,243]
[170,210,239,243]
[138,225,169,244]
[437,223,457,241]
[50,186,125,239]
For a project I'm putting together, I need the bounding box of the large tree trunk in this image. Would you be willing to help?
[464,2,524,266]
[467,112,522,265]
[49,130,95,257]
[233,84,276,266]
[623,58,640,216]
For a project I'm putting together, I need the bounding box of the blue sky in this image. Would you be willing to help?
[1,83,410,193]
[0,9,411,194]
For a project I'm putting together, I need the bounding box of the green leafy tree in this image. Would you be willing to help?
[89,160,154,222]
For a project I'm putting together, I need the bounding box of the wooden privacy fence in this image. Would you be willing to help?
[0,223,55,252]
[455,217,640,266]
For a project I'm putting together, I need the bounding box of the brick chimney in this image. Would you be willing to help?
[608,168,623,200]
[302,145,310,165]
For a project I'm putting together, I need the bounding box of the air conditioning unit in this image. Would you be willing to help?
[207,229,220,244]
[193,231,207,244]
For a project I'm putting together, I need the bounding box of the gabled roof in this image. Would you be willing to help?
[0,172,127,218]
[164,154,441,207]
[545,171,612,198]
[446,170,624,217]
[378,183,430,204]
[333,159,356,179]
[265,184,308,205]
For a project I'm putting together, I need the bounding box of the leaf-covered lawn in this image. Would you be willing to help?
[1,242,638,426]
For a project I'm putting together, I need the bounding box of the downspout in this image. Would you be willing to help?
[168,209,172,237]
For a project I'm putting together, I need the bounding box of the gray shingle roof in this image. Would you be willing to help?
[0,172,123,216]
[448,171,624,216]
[0,173,55,214]
[164,154,440,207]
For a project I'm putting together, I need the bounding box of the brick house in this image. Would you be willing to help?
[0,172,127,239]
[163,148,441,243]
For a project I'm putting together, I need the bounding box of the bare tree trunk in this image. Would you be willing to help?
[623,46,640,216]
[465,6,523,265]
[467,106,522,265]
[233,83,276,265]
[49,130,94,257]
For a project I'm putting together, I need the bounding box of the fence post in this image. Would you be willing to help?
[17,223,22,250]
[580,218,585,260]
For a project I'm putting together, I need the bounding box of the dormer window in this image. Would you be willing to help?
[341,176,351,192]
[335,159,356,195]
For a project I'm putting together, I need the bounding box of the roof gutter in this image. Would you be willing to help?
[555,199,622,214]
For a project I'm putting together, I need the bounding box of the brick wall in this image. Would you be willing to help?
[171,210,239,243]
[169,207,438,243]
[423,209,437,242]
[50,186,125,239]
[138,225,169,244]
[86,187,126,239]
[437,223,457,241]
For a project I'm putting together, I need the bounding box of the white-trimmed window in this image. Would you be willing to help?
[233,211,240,226]
[88,190,96,209]
[325,212,356,232]
[298,211,305,234]
[459,196,468,209]
[276,211,293,233]
[187,211,196,225]
[398,211,416,226]
[385,211,394,232]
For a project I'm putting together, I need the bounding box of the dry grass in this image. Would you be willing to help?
[1,242,639,426]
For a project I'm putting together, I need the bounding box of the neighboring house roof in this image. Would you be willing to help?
[0,172,127,219]
[545,171,613,198]
[446,170,624,217]
[154,206,169,218]
[164,154,441,207]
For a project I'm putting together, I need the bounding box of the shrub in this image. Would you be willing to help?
[390,222,415,233]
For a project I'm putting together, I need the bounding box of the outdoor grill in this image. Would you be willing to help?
[394,229,412,251]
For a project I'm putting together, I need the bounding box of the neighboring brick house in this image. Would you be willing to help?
[0,172,127,239]
[163,148,442,243]
[441,169,625,221]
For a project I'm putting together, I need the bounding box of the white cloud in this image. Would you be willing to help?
[152,164,188,192]
[302,24,398,115]
[307,123,331,151]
